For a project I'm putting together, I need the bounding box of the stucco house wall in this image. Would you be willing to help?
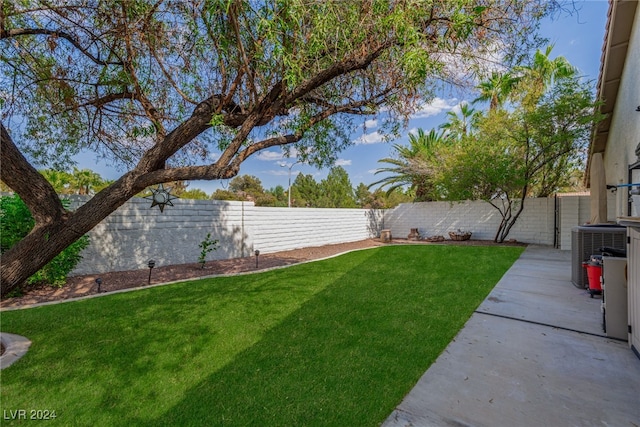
[603,3,640,216]
[589,0,640,354]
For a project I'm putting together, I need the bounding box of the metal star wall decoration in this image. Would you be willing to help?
[145,184,179,212]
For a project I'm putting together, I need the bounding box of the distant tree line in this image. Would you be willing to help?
[1,166,411,209]
[0,168,114,196]
[212,166,411,209]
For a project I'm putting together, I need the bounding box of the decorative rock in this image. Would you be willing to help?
[448,230,472,241]
[408,228,421,240]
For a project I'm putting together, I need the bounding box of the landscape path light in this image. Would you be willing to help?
[255,249,260,268]
[95,277,102,293]
[147,259,156,285]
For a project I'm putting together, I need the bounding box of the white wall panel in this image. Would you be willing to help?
[68,194,590,276]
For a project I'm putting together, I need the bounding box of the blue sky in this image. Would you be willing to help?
[77,0,609,195]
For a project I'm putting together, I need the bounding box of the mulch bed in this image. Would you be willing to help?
[1,238,525,309]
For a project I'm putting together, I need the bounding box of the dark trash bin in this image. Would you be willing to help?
[597,246,627,257]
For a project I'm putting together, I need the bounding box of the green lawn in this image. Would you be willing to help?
[1,245,523,426]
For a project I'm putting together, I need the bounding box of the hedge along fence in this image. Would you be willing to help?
[67,193,608,276]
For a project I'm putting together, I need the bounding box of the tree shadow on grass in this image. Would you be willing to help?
[0,246,523,426]
[136,246,519,426]
[0,248,379,425]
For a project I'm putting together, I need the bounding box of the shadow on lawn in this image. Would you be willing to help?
[134,246,517,426]
[0,246,523,426]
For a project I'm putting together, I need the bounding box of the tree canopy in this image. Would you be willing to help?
[433,47,603,242]
[1,0,554,295]
[370,128,450,201]
[318,166,357,208]
[39,168,113,195]
[369,46,603,242]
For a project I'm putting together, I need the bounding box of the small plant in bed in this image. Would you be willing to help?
[198,233,219,268]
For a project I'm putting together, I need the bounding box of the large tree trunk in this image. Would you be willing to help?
[1,223,84,295]
[0,106,216,297]
[1,98,248,297]
[0,177,141,297]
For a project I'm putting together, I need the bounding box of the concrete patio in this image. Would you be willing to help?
[383,245,640,427]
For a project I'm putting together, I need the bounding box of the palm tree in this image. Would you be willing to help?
[473,71,519,111]
[40,169,73,194]
[516,45,577,105]
[370,129,449,201]
[439,103,481,138]
[531,45,576,83]
[71,168,104,195]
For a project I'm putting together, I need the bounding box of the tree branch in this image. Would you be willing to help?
[134,164,232,188]
[286,41,391,104]
[148,47,198,105]
[0,122,66,225]
[68,91,137,111]
[215,81,286,169]
[0,28,123,66]
[301,87,393,114]
[119,4,166,139]
[136,98,369,189]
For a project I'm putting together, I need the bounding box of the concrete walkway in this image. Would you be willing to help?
[382,245,640,427]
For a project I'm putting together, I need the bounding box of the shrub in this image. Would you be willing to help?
[0,194,89,287]
[0,194,34,252]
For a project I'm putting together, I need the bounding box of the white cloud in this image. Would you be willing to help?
[280,146,301,158]
[411,97,459,119]
[354,131,385,145]
[209,152,221,161]
[256,150,284,161]
[364,119,378,128]
[266,169,300,177]
[335,159,352,166]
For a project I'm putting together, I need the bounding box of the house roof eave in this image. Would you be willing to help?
[585,0,638,187]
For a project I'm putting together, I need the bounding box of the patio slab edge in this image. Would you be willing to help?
[0,332,31,369]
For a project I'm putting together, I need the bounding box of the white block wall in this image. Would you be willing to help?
[66,193,604,276]
[71,196,383,275]
[72,198,252,275]
[559,196,581,250]
[383,198,556,245]
[558,192,619,250]
[246,207,384,253]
